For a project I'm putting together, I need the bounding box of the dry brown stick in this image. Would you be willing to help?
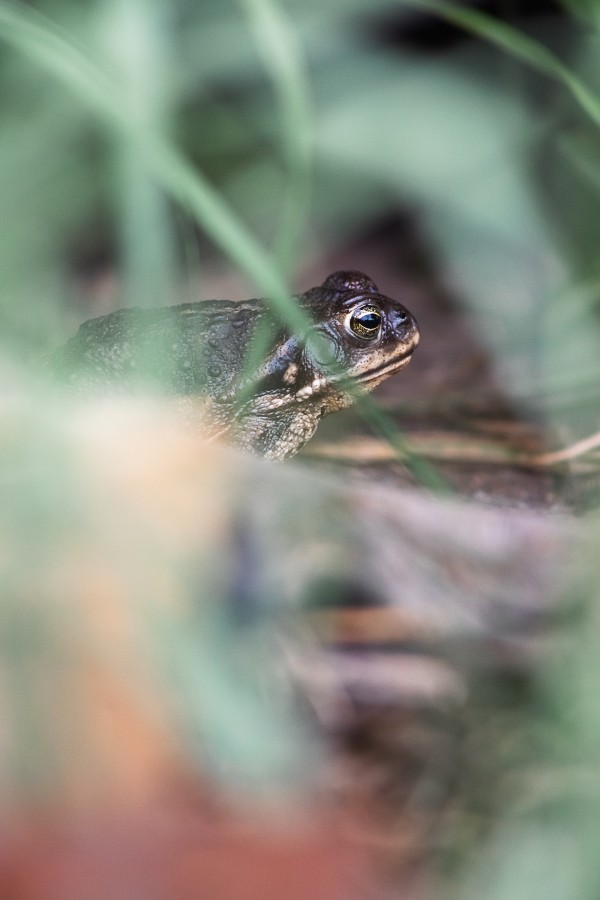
[528,430,600,466]
[306,432,600,471]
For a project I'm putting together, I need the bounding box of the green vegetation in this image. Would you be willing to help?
[2,0,600,895]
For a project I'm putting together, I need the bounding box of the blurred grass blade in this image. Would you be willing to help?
[140,137,309,330]
[558,0,600,24]
[0,0,308,329]
[559,132,600,195]
[354,391,450,492]
[0,2,123,122]
[102,0,178,307]
[399,0,600,129]
[238,0,313,279]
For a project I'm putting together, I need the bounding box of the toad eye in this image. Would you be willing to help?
[347,304,382,340]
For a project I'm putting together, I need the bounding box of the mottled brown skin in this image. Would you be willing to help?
[49,271,419,460]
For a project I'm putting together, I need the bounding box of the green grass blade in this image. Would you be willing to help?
[237,0,313,279]
[398,0,600,130]
[0,0,309,330]
[0,3,124,124]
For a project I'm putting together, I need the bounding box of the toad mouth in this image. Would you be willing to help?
[354,347,416,385]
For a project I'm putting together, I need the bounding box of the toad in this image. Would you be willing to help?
[49,271,419,460]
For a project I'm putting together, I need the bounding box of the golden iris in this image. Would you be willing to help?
[349,305,382,339]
